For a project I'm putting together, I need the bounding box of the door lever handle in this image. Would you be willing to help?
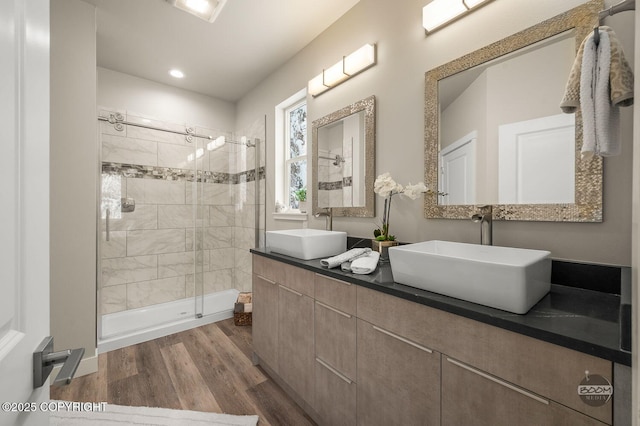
[33,336,85,388]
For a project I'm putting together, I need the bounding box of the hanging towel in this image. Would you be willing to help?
[581,30,617,158]
[561,26,634,113]
[350,251,380,275]
[321,248,371,269]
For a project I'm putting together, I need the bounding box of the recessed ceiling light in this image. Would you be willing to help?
[166,0,227,23]
[169,69,184,79]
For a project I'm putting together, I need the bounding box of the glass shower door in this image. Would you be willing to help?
[98,110,203,342]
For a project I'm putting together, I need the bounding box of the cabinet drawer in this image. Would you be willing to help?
[253,255,314,297]
[281,262,314,297]
[357,319,440,426]
[253,255,281,283]
[442,357,607,426]
[315,273,356,315]
[357,285,613,424]
[315,300,356,381]
[315,358,356,426]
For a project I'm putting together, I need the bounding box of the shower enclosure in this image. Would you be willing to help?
[97,109,265,352]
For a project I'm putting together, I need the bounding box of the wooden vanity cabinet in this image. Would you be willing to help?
[252,256,315,408]
[252,255,616,426]
[357,285,613,425]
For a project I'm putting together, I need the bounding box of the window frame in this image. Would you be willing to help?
[284,98,307,210]
[274,88,307,214]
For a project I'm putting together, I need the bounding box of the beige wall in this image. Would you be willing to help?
[97,67,236,130]
[50,0,97,370]
[237,0,635,266]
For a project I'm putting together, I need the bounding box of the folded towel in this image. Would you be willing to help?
[321,248,371,269]
[350,252,380,275]
[561,26,634,114]
[340,262,353,272]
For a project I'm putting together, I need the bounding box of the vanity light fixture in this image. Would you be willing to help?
[166,0,227,23]
[422,0,494,34]
[308,43,377,97]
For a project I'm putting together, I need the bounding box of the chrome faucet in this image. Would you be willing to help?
[314,207,333,231]
[471,205,493,245]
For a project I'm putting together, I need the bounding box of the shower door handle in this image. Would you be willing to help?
[105,208,110,241]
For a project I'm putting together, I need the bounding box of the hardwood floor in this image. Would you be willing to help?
[51,319,316,426]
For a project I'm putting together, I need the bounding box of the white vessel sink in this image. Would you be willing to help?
[266,229,347,260]
[388,240,551,314]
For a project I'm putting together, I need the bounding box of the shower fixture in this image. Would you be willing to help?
[319,153,346,166]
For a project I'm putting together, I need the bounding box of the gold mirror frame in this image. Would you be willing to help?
[424,0,603,222]
[312,95,376,217]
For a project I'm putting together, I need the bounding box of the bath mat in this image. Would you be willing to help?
[49,401,259,426]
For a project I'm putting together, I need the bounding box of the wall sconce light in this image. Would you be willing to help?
[308,43,377,97]
[422,0,494,34]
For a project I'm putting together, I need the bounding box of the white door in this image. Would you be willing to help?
[439,131,477,205]
[498,114,575,204]
[0,1,51,425]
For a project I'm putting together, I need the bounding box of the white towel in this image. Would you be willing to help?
[350,251,380,275]
[580,30,620,159]
[321,248,371,269]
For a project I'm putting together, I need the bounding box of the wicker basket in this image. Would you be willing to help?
[233,292,252,326]
[234,311,252,326]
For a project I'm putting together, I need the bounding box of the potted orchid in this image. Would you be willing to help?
[373,172,428,257]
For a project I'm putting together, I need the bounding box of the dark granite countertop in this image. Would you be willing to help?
[251,247,631,366]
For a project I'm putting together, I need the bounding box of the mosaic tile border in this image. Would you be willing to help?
[318,176,353,191]
[102,162,265,185]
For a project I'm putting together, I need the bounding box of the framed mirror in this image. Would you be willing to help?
[424,0,603,222]
[312,95,376,217]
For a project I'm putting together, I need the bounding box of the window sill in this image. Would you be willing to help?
[273,211,308,221]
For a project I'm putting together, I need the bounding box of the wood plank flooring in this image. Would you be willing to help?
[51,319,316,426]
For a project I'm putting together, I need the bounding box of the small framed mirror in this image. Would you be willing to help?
[312,95,376,217]
[424,0,603,221]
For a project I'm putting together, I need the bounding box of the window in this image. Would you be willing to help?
[285,100,307,209]
[275,88,307,213]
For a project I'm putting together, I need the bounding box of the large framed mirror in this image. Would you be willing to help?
[312,95,376,217]
[424,0,603,221]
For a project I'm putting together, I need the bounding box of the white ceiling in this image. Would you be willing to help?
[83,0,360,102]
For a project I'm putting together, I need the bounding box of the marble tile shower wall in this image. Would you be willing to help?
[317,148,353,207]
[99,109,263,315]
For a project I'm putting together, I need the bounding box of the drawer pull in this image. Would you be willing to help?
[316,273,352,286]
[260,276,277,285]
[316,301,352,319]
[446,357,549,405]
[279,285,303,297]
[316,357,353,385]
[372,326,433,354]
